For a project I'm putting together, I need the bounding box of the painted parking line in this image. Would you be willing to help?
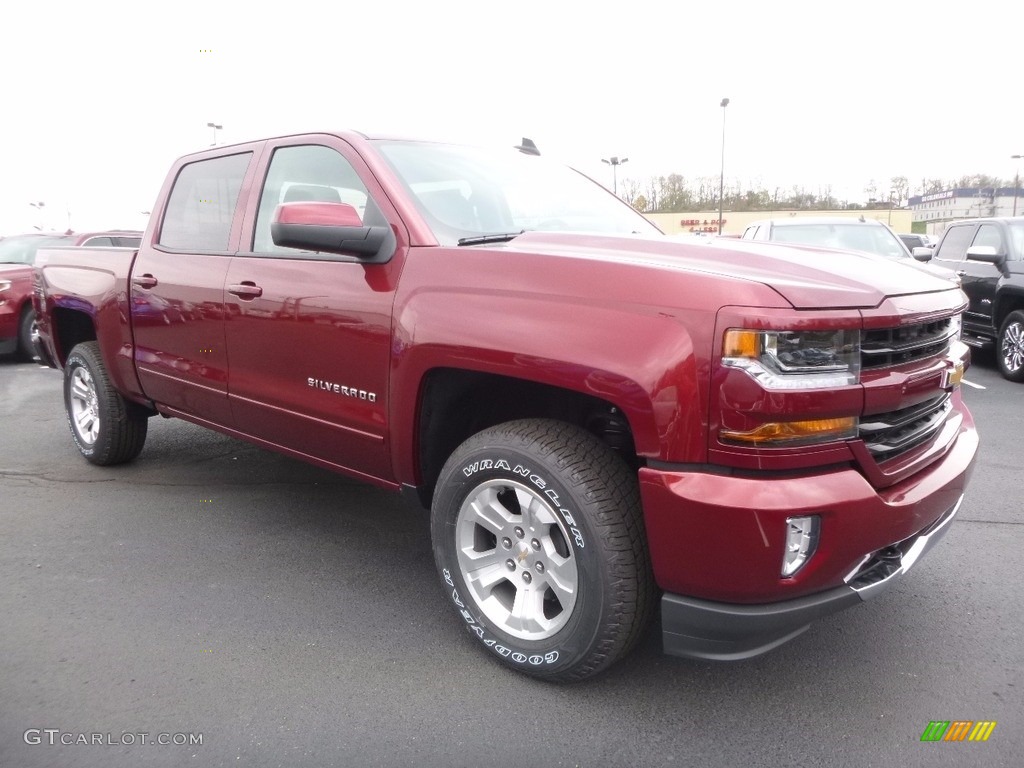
[961,379,986,390]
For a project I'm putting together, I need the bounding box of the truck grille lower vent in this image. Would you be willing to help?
[861,317,956,369]
[859,394,952,461]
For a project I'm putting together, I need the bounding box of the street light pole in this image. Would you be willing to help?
[1012,154,1022,217]
[718,98,730,235]
[207,122,223,146]
[29,201,46,231]
[600,156,629,195]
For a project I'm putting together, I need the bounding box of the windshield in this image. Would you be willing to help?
[0,235,74,264]
[770,223,910,260]
[374,141,661,245]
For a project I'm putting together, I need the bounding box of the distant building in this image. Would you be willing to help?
[908,188,1024,235]
[645,209,913,237]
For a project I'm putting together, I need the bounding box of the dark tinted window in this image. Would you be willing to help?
[253,145,371,254]
[112,236,142,248]
[159,153,251,251]
[933,225,974,264]
[972,224,1003,251]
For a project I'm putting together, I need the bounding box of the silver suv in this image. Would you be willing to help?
[740,217,958,283]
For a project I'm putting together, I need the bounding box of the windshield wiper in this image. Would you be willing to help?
[457,231,525,246]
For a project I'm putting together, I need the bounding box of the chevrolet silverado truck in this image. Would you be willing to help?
[34,132,978,681]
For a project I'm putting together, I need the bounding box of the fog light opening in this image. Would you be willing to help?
[782,515,820,577]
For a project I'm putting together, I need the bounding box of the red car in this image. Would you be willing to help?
[0,231,142,358]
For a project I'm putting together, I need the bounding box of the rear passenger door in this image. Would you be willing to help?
[131,147,262,425]
[223,137,406,482]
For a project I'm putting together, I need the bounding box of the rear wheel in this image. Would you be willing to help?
[63,341,148,465]
[431,419,654,681]
[997,310,1024,382]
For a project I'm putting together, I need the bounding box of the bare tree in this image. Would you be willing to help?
[889,176,909,207]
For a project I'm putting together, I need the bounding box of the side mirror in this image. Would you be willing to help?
[911,246,933,262]
[965,244,1006,266]
[271,201,395,262]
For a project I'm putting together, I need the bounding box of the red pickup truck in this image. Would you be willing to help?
[34,132,978,681]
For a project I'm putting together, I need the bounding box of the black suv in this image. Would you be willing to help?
[922,217,1024,381]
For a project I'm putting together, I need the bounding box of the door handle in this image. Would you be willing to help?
[956,270,966,277]
[228,282,263,299]
[132,274,158,289]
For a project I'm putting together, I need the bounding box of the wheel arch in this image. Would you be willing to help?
[994,289,1024,330]
[408,367,646,508]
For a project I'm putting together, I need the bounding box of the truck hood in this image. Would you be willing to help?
[503,232,954,309]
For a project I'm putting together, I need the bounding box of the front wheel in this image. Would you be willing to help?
[17,307,37,361]
[431,419,654,681]
[63,341,149,465]
[998,310,1024,382]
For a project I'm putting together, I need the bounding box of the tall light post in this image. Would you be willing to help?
[29,201,46,231]
[601,156,628,195]
[207,122,223,146]
[718,98,730,235]
[1012,154,1022,217]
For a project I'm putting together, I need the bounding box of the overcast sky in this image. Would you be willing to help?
[2,0,1021,235]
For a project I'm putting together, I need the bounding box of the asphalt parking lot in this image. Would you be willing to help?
[1,350,1021,768]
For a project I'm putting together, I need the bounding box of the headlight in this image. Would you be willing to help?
[722,328,861,390]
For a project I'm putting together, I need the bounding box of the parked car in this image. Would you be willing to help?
[0,234,74,358]
[740,217,959,284]
[919,217,1024,381]
[0,231,142,359]
[34,132,976,680]
[899,233,936,252]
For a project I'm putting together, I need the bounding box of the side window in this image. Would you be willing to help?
[253,145,377,254]
[159,153,251,251]
[933,225,974,264]
[972,224,1004,252]
[81,237,113,247]
[742,225,759,240]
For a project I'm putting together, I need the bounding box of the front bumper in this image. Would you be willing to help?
[661,495,962,660]
[640,400,977,660]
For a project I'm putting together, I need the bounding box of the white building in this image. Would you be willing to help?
[909,187,1024,235]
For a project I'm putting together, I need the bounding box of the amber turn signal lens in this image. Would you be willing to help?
[723,329,760,358]
[721,417,857,445]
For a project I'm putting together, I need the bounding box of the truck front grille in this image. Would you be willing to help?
[861,317,957,369]
[859,394,952,460]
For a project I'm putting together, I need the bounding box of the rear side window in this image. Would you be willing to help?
[80,237,113,247]
[159,153,251,251]
[933,225,974,264]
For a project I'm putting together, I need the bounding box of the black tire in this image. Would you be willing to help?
[17,306,37,361]
[431,418,654,681]
[63,341,148,465]
[997,310,1024,383]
